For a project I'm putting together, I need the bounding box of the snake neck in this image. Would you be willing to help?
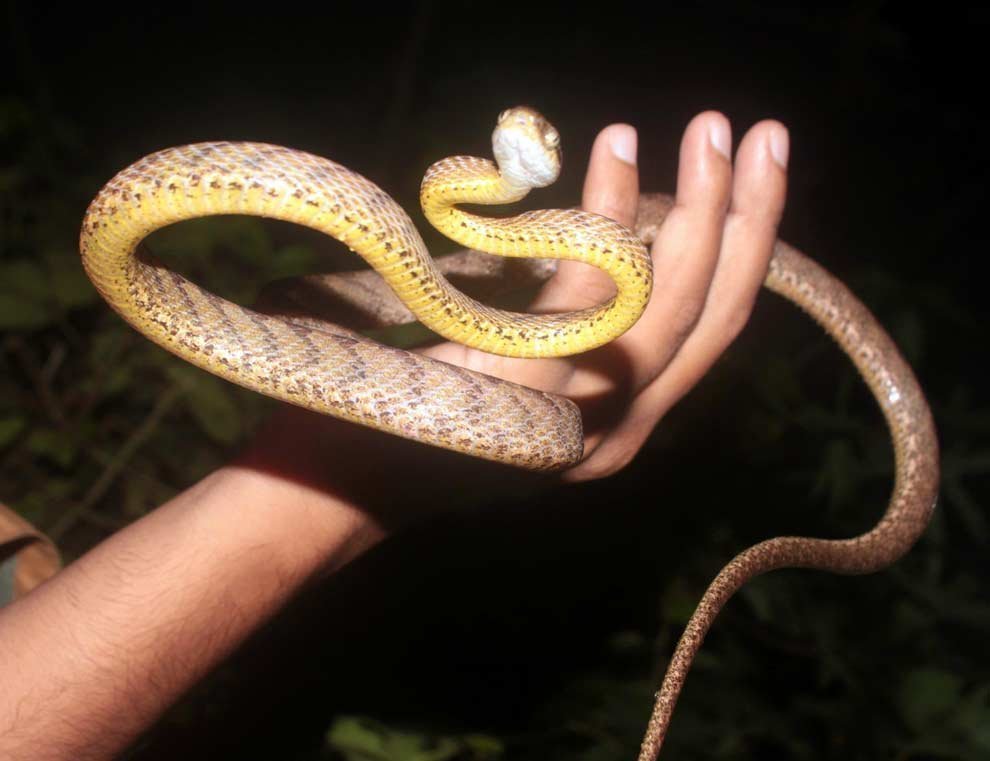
[421,156,531,246]
[418,156,655,358]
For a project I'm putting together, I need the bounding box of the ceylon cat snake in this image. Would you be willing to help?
[80,106,939,759]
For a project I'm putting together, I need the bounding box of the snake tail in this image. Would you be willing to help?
[634,195,939,760]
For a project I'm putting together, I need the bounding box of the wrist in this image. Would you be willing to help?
[193,459,387,584]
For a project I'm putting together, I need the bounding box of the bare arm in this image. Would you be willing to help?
[0,458,380,759]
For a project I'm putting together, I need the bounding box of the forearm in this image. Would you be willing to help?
[0,457,383,761]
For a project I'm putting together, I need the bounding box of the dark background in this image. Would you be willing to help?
[2,3,987,760]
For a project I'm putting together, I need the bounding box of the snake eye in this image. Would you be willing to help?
[544,129,560,148]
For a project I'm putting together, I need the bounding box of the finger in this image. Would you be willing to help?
[709,120,789,345]
[583,123,640,228]
[562,111,733,476]
[611,111,733,390]
[568,121,788,481]
[639,120,788,408]
[531,123,640,313]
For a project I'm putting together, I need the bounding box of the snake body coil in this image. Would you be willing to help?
[80,109,651,471]
[79,108,939,759]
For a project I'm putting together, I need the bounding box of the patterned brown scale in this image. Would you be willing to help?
[79,109,938,759]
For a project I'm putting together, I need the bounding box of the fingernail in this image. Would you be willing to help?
[769,125,789,168]
[609,125,637,166]
[709,119,731,160]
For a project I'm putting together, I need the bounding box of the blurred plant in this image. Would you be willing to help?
[326,716,503,761]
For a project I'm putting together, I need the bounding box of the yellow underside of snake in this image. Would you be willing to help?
[80,108,651,471]
[79,107,939,760]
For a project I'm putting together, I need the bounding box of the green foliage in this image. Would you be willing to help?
[327,717,503,761]
[897,669,990,758]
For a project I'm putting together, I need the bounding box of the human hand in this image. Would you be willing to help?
[241,111,789,525]
[426,111,789,482]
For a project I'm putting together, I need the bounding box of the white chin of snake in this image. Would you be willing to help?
[492,127,560,189]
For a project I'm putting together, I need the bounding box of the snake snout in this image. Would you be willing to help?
[492,105,562,189]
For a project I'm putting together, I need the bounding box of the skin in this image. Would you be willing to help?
[0,112,788,760]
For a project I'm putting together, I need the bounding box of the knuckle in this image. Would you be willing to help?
[594,200,636,227]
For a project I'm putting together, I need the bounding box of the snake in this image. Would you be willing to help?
[79,106,939,759]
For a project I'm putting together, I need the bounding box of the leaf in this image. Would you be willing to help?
[215,216,272,266]
[461,735,503,759]
[954,684,990,751]
[327,716,468,761]
[0,259,61,328]
[660,578,699,626]
[166,367,242,444]
[0,416,27,447]
[25,428,78,468]
[151,215,272,268]
[147,217,216,263]
[0,293,55,330]
[43,249,98,309]
[270,243,321,279]
[898,667,963,732]
[1,259,50,299]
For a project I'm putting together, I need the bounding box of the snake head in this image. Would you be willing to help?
[492,106,562,190]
